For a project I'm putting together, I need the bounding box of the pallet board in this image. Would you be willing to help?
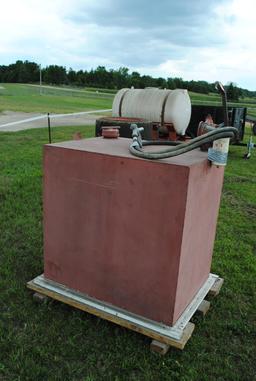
[150,279,224,354]
[196,300,211,317]
[207,277,224,297]
[27,273,223,352]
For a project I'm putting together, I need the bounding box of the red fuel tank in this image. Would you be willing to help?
[43,137,224,325]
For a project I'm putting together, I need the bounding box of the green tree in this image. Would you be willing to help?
[156,77,167,88]
[44,65,67,85]
[76,70,87,86]
[67,68,77,84]
[113,67,129,89]
[226,82,240,101]
[130,71,141,88]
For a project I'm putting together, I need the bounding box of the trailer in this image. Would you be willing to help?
[95,84,254,158]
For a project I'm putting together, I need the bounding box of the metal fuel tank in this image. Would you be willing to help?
[43,136,224,325]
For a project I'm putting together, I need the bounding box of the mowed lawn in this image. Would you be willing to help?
[0,84,113,114]
[0,124,255,381]
[1,83,256,117]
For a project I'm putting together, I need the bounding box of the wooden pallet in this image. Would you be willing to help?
[27,274,223,355]
[150,279,223,354]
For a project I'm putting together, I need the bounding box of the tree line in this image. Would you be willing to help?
[0,60,255,100]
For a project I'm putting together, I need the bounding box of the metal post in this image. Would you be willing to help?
[215,82,229,126]
[47,113,52,143]
[40,64,42,95]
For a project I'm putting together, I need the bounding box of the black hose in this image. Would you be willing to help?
[129,126,238,160]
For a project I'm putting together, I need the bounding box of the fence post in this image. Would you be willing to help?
[47,113,52,143]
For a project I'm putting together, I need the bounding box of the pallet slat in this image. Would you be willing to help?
[150,322,195,354]
[33,292,49,303]
[196,300,211,317]
[208,277,224,297]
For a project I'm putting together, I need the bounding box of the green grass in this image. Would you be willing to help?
[0,125,255,380]
[1,83,256,117]
[26,84,116,98]
[189,91,221,102]
[189,91,256,117]
[83,86,117,95]
[0,84,113,114]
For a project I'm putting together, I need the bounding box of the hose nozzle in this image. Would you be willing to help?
[130,124,144,150]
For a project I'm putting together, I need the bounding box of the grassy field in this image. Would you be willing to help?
[0,124,255,380]
[0,84,113,114]
[1,83,256,117]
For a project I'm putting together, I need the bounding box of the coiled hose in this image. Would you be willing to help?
[129,124,238,160]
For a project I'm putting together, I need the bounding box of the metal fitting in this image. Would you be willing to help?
[130,124,144,150]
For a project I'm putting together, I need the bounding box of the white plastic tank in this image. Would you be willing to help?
[112,88,191,135]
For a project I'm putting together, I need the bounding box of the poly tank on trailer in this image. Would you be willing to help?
[112,88,191,135]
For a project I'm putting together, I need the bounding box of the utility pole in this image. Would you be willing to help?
[40,64,42,95]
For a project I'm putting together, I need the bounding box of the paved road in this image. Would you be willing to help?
[0,110,111,132]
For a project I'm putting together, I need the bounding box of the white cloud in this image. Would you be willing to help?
[131,0,256,89]
[0,0,255,90]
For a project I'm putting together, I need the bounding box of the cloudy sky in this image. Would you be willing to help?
[0,0,255,90]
